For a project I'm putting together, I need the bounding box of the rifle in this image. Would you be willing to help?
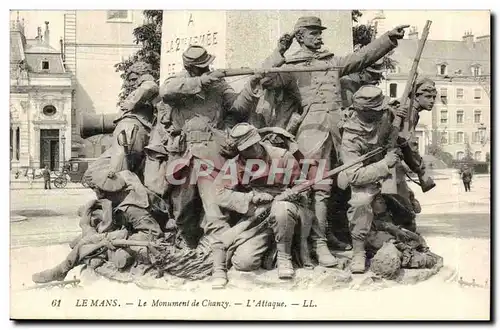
[381,20,434,195]
[213,65,344,78]
[218,145,388,248]
[210,145,388,288]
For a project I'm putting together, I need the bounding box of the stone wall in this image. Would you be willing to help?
[160,10,353,91]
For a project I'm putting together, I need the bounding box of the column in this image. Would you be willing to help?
[12,125,18,162]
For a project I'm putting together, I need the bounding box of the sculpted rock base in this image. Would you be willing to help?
[80,249,443,291]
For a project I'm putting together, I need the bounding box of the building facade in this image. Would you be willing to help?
[62,10,144,157]
[10,18,73,171]
[381,29,490,162]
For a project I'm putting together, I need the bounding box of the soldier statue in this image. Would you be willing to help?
[143,45,266,248]
[264,16,409,252]
[337,85,406,273]
[211,123,338,287]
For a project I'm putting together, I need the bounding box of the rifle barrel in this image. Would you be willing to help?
[292,146,386,193]
[219,65,344,77]
[390,20,432,147]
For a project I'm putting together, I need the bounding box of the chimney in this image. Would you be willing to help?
[476,34,490,46]
[36,26,42,43]
[462,30,474,48]
[60,37,65,62]
[409,26,418,40]
[44,21,50,45]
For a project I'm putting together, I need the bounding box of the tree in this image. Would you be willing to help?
[351,10,397,72]
[114,10,163,105]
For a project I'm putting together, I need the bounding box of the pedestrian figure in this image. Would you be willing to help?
[43,165,51,190]
[461,165,472,192]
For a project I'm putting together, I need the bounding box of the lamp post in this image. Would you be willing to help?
[61,133,66,171]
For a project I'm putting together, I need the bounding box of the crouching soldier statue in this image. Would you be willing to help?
[32,170,168,284]
[337,86,407,274]
[211,123,338,287]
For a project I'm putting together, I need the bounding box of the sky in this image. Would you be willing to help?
[10,9,491,50]
[360,10,490,41]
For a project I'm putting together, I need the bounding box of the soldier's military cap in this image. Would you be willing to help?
[415,78,437,96]
[229,123,262,151]
[182,45,215,68]
[90,170,127,193]
[294,16,327,31]
[352,85,390,111]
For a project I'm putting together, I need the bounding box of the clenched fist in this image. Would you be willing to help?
[252,192,274,204]
[200,70,224,86]
[396,105,408,119]
[278,33,294,55]
[387,25,410,40]
[384,150,401,168]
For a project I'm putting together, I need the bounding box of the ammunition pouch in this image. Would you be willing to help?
[166,130,186,154]
[186,131,214,143]
[285,112,302,136]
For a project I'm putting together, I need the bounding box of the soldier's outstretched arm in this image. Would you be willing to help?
[336,25,409,77]
[159,74,203,102]
[121,80,159,112]
[214,175,254,215]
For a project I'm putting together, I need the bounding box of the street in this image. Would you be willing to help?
[10,174,491,248]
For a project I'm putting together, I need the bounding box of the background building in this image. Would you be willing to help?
[10,16,73,171]
[62,10,144,157]
[381,28,490,162]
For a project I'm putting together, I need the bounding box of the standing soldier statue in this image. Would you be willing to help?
[377,78,437,232]
[265,16,409,251]
[83,61,159,182]
[144,45,265,248]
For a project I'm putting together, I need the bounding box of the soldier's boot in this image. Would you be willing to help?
[32,260,72,284]
[350,239,367,274]
[314,241,338,267]
[211,247,228,289]
[325,227,352,251]
[276,241,294,280]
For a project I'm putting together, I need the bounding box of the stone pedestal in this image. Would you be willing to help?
[160,10,353,90]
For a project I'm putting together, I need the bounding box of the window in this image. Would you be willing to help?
[475,151,482,161]
[16,127,19,160]
[456,132,464,143]
[389,66,399,74]
[10,128,13,161]
[41,60,49,70]
[456,151,464,160]
[440,110,448,124]
[42,105,57,116]
[474,88,482,100]
[107,10,131,22]
[441,132,448,145]
[474,110,481,123]
[440,88,448,104]
[389,83,398,98]
[456,110,464,124]
[456,88,464,99]
[439,64,447,75]
[473,131,481,144]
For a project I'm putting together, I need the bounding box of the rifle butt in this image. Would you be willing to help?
[380,166,398,195]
